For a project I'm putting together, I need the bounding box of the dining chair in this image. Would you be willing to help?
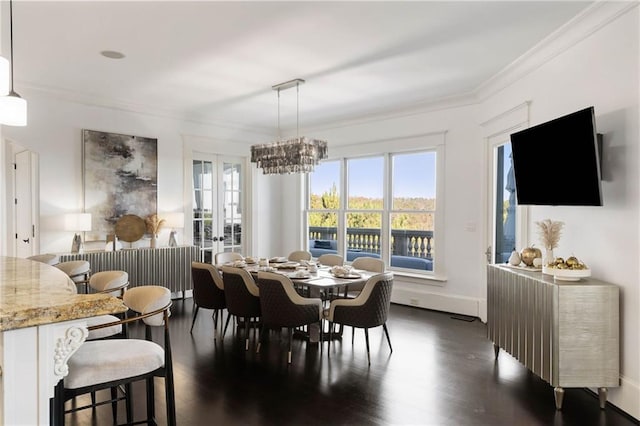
[54,285,176,426]
[317,253,343,266]
[191,262,227,339]
[215,251,243,265]
[325,272,394,365]
[288,250,312,262]
[346,257,385,297]
[220,266,261,351]
[256,271,323,364]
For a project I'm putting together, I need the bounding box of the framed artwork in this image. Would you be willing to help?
[83,129,158,240]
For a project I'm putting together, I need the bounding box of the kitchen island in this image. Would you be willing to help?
[0,256,127,425]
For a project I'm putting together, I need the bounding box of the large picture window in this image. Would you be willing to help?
[306,150,437,274]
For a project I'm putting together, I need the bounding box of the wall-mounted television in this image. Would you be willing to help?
[510,106,603,206]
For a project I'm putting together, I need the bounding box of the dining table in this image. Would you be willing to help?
[217,258,374,343]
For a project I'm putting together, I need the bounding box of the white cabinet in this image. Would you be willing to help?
[487,265,619,409]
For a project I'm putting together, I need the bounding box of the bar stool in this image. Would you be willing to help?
[85,270,130,340]
[27,253,60,265]
[56,260,91,293]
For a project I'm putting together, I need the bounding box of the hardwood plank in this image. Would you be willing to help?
[65,299,637,425]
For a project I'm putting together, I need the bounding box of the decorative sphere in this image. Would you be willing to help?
[520,246,542,266]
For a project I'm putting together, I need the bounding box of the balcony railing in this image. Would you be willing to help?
[309,227,433,260]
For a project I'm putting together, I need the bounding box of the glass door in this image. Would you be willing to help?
[192,154,244,263]
[221,160,243,254]
[491,142,516,264]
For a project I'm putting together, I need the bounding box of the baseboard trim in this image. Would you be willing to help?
[391,286,481,318]
[595,376,640,421]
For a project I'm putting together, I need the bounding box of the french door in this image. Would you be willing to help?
[192,154,244,263]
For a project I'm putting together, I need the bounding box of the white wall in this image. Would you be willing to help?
[1,94,265,254]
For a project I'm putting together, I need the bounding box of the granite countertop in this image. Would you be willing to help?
[0,256,127,332]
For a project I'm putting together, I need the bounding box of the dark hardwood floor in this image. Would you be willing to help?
[65,298,638,426]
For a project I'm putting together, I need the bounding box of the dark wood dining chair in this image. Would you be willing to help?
[191,262,227,339]
[220,265,261,351]
[256,271,323,364]
[325,272,394,365]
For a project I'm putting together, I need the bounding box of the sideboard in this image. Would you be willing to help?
[487,264,619,410]
[59,246,200,294]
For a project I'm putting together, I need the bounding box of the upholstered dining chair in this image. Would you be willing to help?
[346,257,385,297]
[288,250,312,262]
[54,285,176,426]
[325,272,394,365]
[220,266,261,351]
[215,251,243,265]
[191,262,227,339]
[256,271,323,364]
[317,253,343,267]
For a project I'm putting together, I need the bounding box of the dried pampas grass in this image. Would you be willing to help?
[535,219,564,250]
[145,214,166,235]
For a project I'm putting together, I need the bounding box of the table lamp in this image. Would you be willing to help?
[164,212,184,247]
[64,213,92,253]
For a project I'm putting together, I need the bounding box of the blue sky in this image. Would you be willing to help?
[311,153,436,199]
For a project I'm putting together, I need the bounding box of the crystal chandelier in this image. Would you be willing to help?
[251,79,327,175]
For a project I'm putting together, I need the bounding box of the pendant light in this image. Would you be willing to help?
[0,0,27,126]
[250,78,327,175]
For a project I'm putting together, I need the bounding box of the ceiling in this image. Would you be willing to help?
[8,1,592,134]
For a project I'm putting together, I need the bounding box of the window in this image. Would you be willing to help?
[306,150,437,274]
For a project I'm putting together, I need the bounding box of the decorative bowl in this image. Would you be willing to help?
[542,266,591,281]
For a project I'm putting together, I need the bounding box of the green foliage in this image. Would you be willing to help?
[309,185,435,230]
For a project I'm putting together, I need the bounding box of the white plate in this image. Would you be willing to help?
[331,272,362,279]
[274,262,299,269]
[542,266,591,281]
[288,272,311,280]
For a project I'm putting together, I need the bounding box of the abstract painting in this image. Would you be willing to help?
[83,129,157,240]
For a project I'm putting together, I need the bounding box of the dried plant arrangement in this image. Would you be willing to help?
[145,213,166,236]
[535,219,564,250]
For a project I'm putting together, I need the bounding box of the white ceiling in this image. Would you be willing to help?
[8,1,591,133]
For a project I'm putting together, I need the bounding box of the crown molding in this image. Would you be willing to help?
[21,82,275,138]
[475,1,638,101]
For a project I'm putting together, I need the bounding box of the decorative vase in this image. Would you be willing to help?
[150,235,157,248]
[544,247,554,266]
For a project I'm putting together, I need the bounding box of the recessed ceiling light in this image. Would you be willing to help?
[100,50,125,59]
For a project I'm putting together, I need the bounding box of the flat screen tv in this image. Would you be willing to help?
[510,106,603,206]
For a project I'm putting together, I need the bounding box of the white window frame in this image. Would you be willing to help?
[305,139,445,281]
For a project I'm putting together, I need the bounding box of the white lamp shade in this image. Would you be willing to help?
[64,213,92,232]
[164,212,185,229]
[0,93,27,126]
[0,57,8,95]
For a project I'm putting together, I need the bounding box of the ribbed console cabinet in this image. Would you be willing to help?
[59,246,199,293]
[487,264,619,410]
